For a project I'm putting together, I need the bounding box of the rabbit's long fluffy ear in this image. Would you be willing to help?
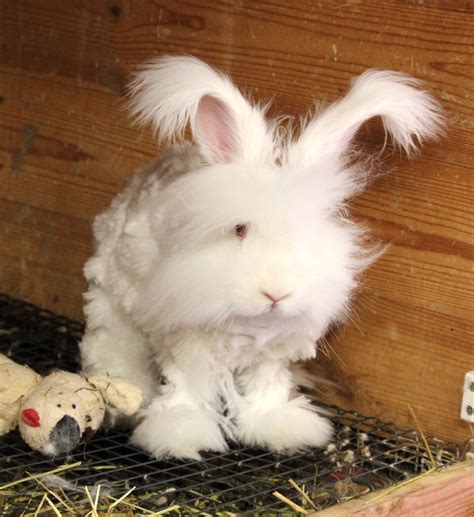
[286,70,444,169]
[128,56,274,164]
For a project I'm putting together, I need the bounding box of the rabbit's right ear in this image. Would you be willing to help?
[129,56,274,165]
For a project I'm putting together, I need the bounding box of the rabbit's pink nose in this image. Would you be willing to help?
[21,408,40,427]
[261,291,292,309]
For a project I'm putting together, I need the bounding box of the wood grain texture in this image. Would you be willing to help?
[315,461,474,516]
[0,1,472,442]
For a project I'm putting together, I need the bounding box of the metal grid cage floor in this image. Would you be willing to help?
[0,294,463,515]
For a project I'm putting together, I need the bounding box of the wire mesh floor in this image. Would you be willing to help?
[0,294,463,515]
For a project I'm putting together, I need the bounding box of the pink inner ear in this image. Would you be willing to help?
[196,95,235,162]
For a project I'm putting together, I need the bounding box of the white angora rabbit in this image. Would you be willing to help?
[80,56,442,459]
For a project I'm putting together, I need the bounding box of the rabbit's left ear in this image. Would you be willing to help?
[129,56,274,165]
[88,375,143,416]
[286,70,444,169]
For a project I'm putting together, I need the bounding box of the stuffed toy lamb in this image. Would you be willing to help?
[80,56,442,459]
[0,354,142,455]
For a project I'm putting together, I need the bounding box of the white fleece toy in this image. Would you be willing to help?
[80,56,443,459]
[0,354,143,455]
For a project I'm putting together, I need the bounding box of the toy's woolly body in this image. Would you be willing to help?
[80,56,442,459]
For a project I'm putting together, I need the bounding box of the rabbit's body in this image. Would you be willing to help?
[80,57,442,459]
[81,144,340,457]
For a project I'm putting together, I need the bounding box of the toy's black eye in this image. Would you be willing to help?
[57,404,61,408]
[235,224,247,239]
[85,415,92,423]
[72,404,76,409]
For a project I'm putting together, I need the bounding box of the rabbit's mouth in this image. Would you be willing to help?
[224,298,297,323]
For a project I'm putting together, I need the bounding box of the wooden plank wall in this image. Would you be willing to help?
[0,1,472,443]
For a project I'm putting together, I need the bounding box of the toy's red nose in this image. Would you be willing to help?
[21,408,41,427]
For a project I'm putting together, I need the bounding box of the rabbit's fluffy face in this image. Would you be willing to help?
[128,56,442,344]
[139,163,359,340]
[126,58,443,347]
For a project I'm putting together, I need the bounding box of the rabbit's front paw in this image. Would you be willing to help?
[236,399,332,452]
[131,404,227,460]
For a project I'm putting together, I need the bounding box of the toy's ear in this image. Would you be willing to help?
[128,55,274,165]
[87,374,143,416]
[286,70,443,169]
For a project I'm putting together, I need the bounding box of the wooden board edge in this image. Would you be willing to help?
[312,460,474,517]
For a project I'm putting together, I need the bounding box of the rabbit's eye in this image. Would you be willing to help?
[85,415,92,423]
[235,224,247,239]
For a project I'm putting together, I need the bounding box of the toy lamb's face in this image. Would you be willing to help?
[19,372,105,455]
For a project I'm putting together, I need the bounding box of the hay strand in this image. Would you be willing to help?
[288,478,318,511]
[34,493,47,517]
[45,495,61,517]
[33,476,76,514]
[0,461,82,491]
[408,403,436,468]
[148,504,182,515]
[107,485,136,511]
[368,404,437,504]
[84,486,97,517]
[273,490,310,514]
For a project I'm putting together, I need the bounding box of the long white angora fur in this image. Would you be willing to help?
[128,56,276,165]
[80,56,443,459]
